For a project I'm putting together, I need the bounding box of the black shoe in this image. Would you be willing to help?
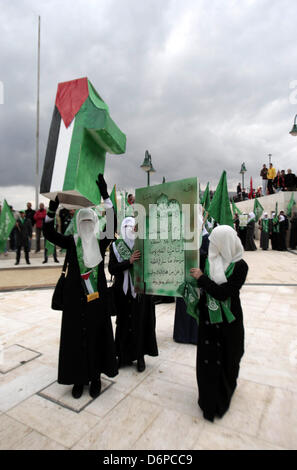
[42,259,48,264]
[26,261,31,265]
[89,378,101,398]
[72,384,84,399]
[203,411,214,422]
[137,357,146,373]
[54,259,59,263]
[15,261,19,265]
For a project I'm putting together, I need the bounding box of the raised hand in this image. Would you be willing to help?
[96,173,109,200]
[48,195,59,214]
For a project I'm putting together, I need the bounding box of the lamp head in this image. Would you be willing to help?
[140,150,152,172]
[240,162,247,173]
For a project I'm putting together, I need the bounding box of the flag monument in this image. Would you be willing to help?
[40,77,126,207]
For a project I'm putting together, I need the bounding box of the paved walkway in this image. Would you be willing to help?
[0,243,297,450]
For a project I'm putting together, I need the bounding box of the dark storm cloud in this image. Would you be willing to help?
[1,0,297,198]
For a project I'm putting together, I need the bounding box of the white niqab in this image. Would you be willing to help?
[120,216,135,250]
[208,225,244,285]
[76,208,102,268]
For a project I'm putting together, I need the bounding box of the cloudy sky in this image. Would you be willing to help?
[1,0,297,209]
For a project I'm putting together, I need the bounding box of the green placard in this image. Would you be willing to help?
[134,177,200,297]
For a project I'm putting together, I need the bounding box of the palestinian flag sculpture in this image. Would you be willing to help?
[41,77,126,207]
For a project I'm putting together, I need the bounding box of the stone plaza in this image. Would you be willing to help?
[0,243,297,450]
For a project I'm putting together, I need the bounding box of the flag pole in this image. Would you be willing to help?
[35,15,41,210]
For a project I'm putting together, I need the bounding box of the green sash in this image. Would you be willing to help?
[204,259,236,324]
[114,238,132,260]
[114,238,133,276]
[272,218,279,233]
[262,218,269,233]
[75,237,99,300]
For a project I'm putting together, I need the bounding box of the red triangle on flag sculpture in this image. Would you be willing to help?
[55,77,89,128]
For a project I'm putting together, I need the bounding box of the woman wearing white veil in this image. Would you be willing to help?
[190,225,248,422]
[108,217,158,372]
[43,174,118,399]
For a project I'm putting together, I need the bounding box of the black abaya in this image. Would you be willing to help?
[108,244,158,365]
[196,258,248,422]
[43,216,118,385]
[173,298,198,345]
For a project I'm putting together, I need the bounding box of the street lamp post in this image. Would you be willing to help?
[289,114,297,136]
[35,15,41,211]
[140,150,156,186]
[239,162,247,193]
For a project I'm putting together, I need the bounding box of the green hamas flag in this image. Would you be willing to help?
[287,193,296,217]
[253,198,264,222]
[110,185,118,215]
[199,183,203,204]
[208,171,234,227]
[201,182,210,211]
[273,202,279,233]
[231,199,242,216]
[0,200,15,253]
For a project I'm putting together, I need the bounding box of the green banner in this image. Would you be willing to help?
[208,171,233,227]
[231,199,242,216]
[0,200,15,253]
[253,198,264,222]
[287,193,296,217]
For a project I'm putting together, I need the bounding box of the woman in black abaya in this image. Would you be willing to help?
[43,175,118,399]
[108,217,158,372]
[190,225,248,422]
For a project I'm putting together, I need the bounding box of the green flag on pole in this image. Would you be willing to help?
[199,183,203,204]
[231,199,242,216]
[208,171,234,227]
[0,200,16,253]
[287,193,296,217]
[201,182,210,211]
[253,198,264,222]
[110,184,118,215]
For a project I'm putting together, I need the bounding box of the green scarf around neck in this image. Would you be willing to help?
[204,258,236,324]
